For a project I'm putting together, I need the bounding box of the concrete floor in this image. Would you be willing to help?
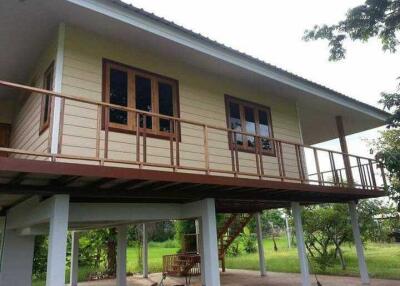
[74,269,400,286]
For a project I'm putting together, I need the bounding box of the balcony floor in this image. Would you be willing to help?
[0,157,385,213]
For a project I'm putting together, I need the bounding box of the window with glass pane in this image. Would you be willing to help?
[136,75,152,129]
[109,69,128,125]
[229,102,243,145]
[259,110,272,150]
[244,106,256,148]
[226,95,274,155]
[158,82,174,132]
[103,60,179,139]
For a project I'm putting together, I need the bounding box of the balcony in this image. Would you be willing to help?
[0,80,387,212]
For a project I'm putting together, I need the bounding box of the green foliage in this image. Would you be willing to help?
[373,128,400,208]
[302,204,352,270]
[32,236,48,280]
[303,0,400,61]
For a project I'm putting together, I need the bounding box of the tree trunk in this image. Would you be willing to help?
[106,228,117,276]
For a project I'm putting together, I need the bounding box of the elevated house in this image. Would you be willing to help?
[0,1,389,286]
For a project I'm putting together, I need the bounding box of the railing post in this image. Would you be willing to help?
[203,125,210,174]
[96,105,101,159]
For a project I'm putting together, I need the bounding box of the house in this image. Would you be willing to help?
[0,1,389,286]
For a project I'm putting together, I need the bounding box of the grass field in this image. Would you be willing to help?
[32,237,400,285]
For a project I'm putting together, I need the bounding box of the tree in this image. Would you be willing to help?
[303,0,400,61]
[302,204,352,270]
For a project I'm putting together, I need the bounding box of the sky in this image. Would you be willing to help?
[124,0,399,156]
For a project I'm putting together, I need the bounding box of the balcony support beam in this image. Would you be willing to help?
[291,202,311,286]
[336,116,354,186]
[142,223,149,278]
[256,212,267,276]
[349,201,370,285]
[116,225,128,286]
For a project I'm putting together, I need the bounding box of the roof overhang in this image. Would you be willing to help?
[0,0,390,144]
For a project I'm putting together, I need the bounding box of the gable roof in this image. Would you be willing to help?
[104,0,389,120]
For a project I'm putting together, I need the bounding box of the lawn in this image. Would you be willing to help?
[32,237,400,285]
[225,236,400,280]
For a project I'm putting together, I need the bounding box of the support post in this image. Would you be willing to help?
[291,202,311,286]
[70,231,80,286]
[46,195,70,286]
[336,116,354,186]
[349,201,370,285]
[198,218,206,284]
[50,23,65,154]
[116,225,127,286]
[142,223,148,278]
[0,228,35,286]
[255,212,267,276]
[199,198,220,286]
[195,219,200,254]
[285,213,291,249]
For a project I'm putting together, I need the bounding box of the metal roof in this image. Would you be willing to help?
[107,0,389,118]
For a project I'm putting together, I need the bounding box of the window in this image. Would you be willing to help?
[225,95,274,155]
[39,62,54,134]
[103,60,179,138]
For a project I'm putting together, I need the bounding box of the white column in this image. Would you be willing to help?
[255,212,267,276]
[195,219,200,254]
[70,231,80,286]
[199,198,220,286]
[349,201,370,285]
[198,219,206,284]
[285,214,292,249]
[50,22,65,154]
[142,223,148,278]
[291,202,311,286]
[46,195,70,286]
[116,225,127,286]
[0,228,35,286]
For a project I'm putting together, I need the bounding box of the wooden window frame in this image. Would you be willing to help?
[39,62,55,134]
[224,94,275,156]
[102,59,180,140]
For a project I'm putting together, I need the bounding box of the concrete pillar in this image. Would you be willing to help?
[142,223,148,278]
[46,195,70,286]
[255,212,267,276]
[349,201,370,285]
[291,202,311,286]
[198,218,206,284]
[199,198,220,286]
[70,231,80,286]
[195,219,200,254]
[0,228,35,286]
[285,214,292,249]
[116,225,127,286]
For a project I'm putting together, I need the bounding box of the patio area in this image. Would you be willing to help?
[73,269,400,286]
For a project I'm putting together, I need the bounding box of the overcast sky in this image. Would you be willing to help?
[126,0,399,156]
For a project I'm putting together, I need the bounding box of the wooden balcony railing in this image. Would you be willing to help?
[0,80,386,191]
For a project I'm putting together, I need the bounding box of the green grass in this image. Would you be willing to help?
[225,236,400,280]
[32,237,400,285]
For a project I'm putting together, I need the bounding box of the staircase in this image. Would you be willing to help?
[163,213,254,276]
[218,213,254,272]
